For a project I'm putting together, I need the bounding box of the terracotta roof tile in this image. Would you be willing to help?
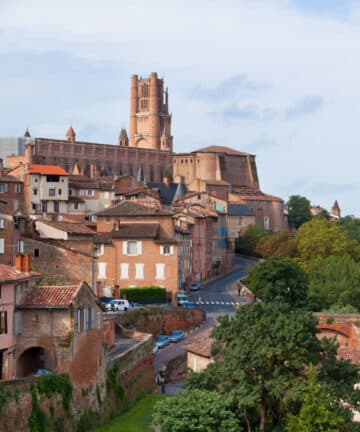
[185,337,213,358]
[96,223,159,240]
[28,165,68,176]
[38,220,96,235]
[96,200,173,217]
[0,264,40,283]
[17,284,81,308]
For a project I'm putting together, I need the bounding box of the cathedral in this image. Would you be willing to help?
[22,72,173,182]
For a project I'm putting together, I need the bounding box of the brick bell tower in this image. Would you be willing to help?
[129,72,173,151]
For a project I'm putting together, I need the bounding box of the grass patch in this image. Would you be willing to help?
[91,394,168,432]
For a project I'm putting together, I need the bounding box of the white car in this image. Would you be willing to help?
[177,293,189,306]
[106,299,130,312]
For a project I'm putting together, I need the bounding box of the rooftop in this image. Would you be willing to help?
[37,220,96,235]
[28,164,68,176]
[227,204,254,217]
[96,200,173,217]
[0,174,23,183]
[0,264,40,284]
[96,223,160,240]
[17,284,81,308]
[191,145,253,157]
[185,337,213,358]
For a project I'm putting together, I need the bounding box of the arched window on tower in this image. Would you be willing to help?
[141,84,149,98]
[140,99,149,111]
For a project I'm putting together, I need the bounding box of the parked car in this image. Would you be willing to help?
[34,369,54,376]
[182,301,196,308]
[129,302,142,309]
[155,335,170,348]
[177,293,189,306]
[106,299,130,312]
[169,330,185,343]
[99,296,112,308]
[190,283,201,291]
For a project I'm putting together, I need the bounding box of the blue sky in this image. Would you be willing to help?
[1,0,360,215]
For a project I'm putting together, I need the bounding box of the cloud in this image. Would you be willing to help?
[191,74,270,101]
[285,95,324,119]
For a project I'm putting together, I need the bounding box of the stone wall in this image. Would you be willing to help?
[315,313,360,363]
[119,306,206,337]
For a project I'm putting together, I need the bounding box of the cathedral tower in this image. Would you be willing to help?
[129,72,173,151]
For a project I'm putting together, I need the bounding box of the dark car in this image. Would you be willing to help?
[169,330,185,343]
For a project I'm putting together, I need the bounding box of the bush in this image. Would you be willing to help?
[119,286,166,303]
[235,225,269,257]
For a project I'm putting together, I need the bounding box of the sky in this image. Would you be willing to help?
[0,0,360,215]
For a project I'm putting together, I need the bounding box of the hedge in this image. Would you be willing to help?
[119,286,167,303]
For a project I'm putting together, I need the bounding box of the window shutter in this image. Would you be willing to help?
[0,220,4,229]
[0,239,4,254]
[170,246,174,255]
[137,241,142,255]
[160,246,164,255]
[123,241,127,255]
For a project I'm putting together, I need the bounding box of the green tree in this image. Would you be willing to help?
[339,216,360,243]
[185,302,360,432]
[286,195,312,229]
[235,225,269,257]
[307,254,360,311]
[286,366,345,432]
[296,218,360,267]
[152,389,240,432]
[256,231,297,258]
[245,255,308,307]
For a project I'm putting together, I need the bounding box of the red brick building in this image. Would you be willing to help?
[15,281,105,385]
[95,201,178,299]
[0,261,40,380]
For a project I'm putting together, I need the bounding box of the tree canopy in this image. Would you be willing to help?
[235,225,269,257]
[184,302,360,432]
[256,231,297,258]
[286,195,312,229]
[245,255,308,307]
[152,389,240,432]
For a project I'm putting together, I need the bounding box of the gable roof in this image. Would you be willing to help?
[96,223,159,241]
[96,200,173,217]
[28,165,68,176]
[37,220,96,235]
[148,182,188,205]
[17,283,84,309]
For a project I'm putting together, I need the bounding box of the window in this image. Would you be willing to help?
[54,201,59,213]
[91,308,95,329]
[160,245,174,255]
[0,311,7,334]
[96,244,104,256]
[34,248,39,258]
[140,99,149,111]
[0,220,4,229]
[42,201,47,212]
[46,175,60,182]
[120,263,129,279]
[83,308,88,332]
[123,241,142,256]
[77,308,81,333]
[98,262,106,279]
[15,184,22,193]
[74,203,79,210]
[135,263,144,279]
[17,241,24,254]
[13,199,19,211]
[58,189,62,195]
[264,216,270,231]
[156,263,165,280]
[0,239,4,254]
[49,188,56,196]
[0,184,8,193]
[86,189,94,196]
[33,188,38,195]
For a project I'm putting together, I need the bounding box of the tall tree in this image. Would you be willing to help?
[286,195,312,229]
[152,389,240,432]
[256,231,297,258]
[286,366,345,432]
[185,302,360,432]
[296,218,360,267]
[235,225,269,257]
[245,255,308,307]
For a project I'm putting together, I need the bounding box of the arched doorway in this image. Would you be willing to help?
[17,347,53,378]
